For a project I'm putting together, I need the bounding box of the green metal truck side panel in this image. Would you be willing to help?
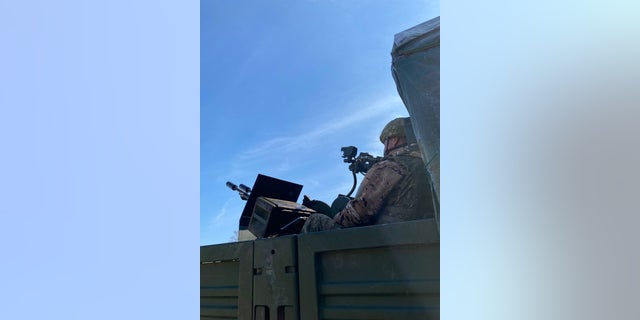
[200,220,439,319]
[253,235,300,320]
[201,241,254,320]
[297,219,440,320]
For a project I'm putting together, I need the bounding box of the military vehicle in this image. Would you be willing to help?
[201,17,440,320]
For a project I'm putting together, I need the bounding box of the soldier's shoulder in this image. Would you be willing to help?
[372,158,402,167]
[369,158,407,174]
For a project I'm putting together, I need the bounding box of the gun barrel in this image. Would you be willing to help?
[227,181,250,201]
[226,181,238,191]
[238,184,251,193]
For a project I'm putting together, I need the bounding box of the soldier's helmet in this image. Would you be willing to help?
[380,117,412,143]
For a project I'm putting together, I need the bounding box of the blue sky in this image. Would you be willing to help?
[201,0,439,244]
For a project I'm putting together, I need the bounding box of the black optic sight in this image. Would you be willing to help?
[341,146,358,163]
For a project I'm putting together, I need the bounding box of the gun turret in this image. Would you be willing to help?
[226,181,251,200]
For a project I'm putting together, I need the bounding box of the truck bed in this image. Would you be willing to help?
[200,218,440,320]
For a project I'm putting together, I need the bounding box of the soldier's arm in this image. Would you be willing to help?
[334,160,406,227]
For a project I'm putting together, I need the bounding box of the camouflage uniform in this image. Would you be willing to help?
[301,143,434,233]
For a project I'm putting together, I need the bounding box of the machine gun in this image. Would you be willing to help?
[226,181,252,200]
[341,146,383,174]
[340,146,383,197]
[226,175,314,239]
[222,147,382,239]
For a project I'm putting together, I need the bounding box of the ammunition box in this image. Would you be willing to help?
[248,197,315,238]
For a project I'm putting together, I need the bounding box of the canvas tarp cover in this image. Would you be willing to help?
[391,16,440,203]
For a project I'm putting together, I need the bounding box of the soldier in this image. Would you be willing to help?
[301,117,434,233]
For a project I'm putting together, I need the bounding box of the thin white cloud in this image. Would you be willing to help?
[238,93,404,160]
[207,198,235,228]
[201,197,244,245]
[230,37,274,89]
